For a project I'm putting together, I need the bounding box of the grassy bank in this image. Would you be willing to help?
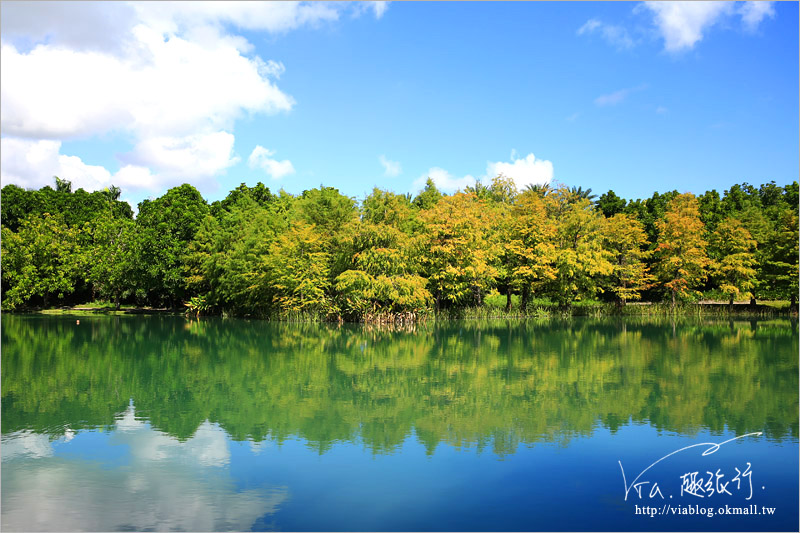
[15,296,797,321]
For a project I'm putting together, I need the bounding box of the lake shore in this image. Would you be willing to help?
[16,299,799,320]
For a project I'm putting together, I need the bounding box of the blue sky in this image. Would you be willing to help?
[1,1,797,208]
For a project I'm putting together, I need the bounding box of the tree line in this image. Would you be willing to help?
[1,176,797,317]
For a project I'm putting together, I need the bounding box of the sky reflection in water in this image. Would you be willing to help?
[1,315,797,531]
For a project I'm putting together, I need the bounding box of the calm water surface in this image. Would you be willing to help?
[1,315,797,531]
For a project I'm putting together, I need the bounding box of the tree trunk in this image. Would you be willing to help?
[115,294,121,311]
[472,285,482,307]
[671,289,675,310]
[521,286,530,310]
[729,295,734,313]
[505,289,512,312]
[749,296,757,307]
[791,293,797,307]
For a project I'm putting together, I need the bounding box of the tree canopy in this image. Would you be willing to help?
[2,177,797,316]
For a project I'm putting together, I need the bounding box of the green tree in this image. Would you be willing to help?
[1,184,45,232]
[135,184,209,306]
[361,188,418,234]
[597,190,627,217]
[654,193,710,308]
[1,214,81,309]
[209,182,275,217]
[545,188,612,307]
[698,189,723,232]
[185,196,285,314]
[761,209,799,305]
[412,178,443,210]
[297,186,357,235]
[709,217,758,310]
[84,215,137,309]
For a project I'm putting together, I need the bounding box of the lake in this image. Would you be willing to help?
[1,315,797,531]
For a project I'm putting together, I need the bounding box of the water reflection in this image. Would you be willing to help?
[1,315,797,532]
[2,316,797,452]
[1,402,287,532]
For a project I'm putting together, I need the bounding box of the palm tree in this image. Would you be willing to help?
[54,176,72,194]
[465,180,491,199]
[102,185,122,201]
[569,186,597,203]
[524,183,552,197]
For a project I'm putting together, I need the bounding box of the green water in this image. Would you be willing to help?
[1,315,798,531]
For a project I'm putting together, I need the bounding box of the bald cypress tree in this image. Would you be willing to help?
[654,193,710,309]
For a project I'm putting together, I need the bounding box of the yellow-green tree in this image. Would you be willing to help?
[601,213,652,305]
[334,217,431,319]
[654,193,710,308]
[418,192,497,308]
[263,221,333,315]
[545,189,612,307]
[501,190,557,309]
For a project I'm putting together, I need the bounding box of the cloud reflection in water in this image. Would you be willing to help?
[1,403,287,532]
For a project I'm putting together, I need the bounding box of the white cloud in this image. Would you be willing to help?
[248,145,295,180]
[739,1,775,32]
[371,2,390,19]
[595,84,647,106]
[0,2,350,53]
[0,11,293,195]
[0,1,138,54]
[656,105,668,114]
[411,153,554,194]
[1,137,113,191]
[379,155,401,177]
[132,1,343,36]
[0,2,386,197]
[578,19,602,34]
[0,135,231,194]
[112,165,160,192]
[1,29,293,140]
[412,167,476,194]
[577,18,635,49]
[640,1,735,52]
[486,153,553,189]
[128,131,239,179]
[579,2,776,54]
[352,1,390,19]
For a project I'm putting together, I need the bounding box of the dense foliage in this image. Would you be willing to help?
[2,177,798,317]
